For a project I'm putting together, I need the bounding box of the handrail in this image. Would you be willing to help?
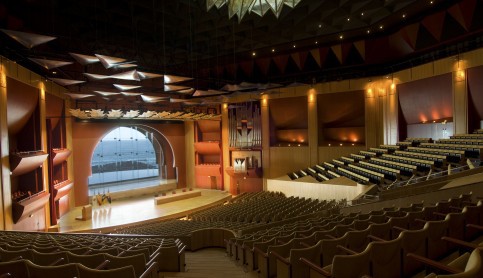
[270,250,290,265]
[299,257,331,277]
[406,253,459,274]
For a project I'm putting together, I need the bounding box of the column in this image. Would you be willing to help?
[0,58,12,229]
[307,89,318,165]
[453,70,468,134]
[184,121,195,188]
[221,103,230,192]
[64,98,75,210]
[261,96,270,190]
[382,83,399,145]
[39,82,51,229]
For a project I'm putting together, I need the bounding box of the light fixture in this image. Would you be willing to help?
[207,0,302,21]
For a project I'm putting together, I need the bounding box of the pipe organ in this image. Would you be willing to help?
[228,101,261,149]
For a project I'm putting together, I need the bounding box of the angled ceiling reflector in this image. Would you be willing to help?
[141,95,169,103]
[83,73,111,80]
[164,84,190,92]
[120,91,143,96]
[69,53,99,65]
[110,70,140,81]
[29,58,72,70]
[65,93,95,99]
[164,75,193,84]
[95,54,127,69]
[1,29,56,48]
[113,84,142,91]
[138,71,163,79]
[50,78,85,86]
[94,91,121,97]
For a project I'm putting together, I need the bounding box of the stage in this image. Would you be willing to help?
[58,189,232,233]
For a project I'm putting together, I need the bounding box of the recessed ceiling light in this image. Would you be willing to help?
[347,18,350,21]
[252,52,256,56]
[318,24,322,28]
[430,1,434,4]
[379,25,383,29]
[293,44,296,48]
[367,29,371,34]
[272,48,275,52]
[361,12,364,16]
[315,41,318,45]
[339,35,343,39]
[402,14,406,18]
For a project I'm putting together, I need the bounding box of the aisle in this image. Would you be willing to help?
[160,248,259,278]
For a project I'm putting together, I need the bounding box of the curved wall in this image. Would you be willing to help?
[6,78,39,135]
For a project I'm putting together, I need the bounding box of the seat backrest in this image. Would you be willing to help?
[369,221,392,240]
[77,264,136,278]
[331,247,371,278]
[25,260,79,278]
[0,248,33,262]
[0,259,28,277]
[104,253,146,277]
[31,250,68,266]
[320,235,347,267]
[345,229,370,253]
[66,252,107,269]
[425,219,450,260]
[369,237,402,278]
[401,228,428,277]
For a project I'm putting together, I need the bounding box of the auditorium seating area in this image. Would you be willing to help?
[224,193,483,278]
[287,132,483,193]
[0,231,186,277]
[115,192,340,237]
[0,188,481,277]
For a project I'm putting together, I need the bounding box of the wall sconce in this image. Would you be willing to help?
[223,103,228,110]
[378,88,386,97]
[366,88,374,98]
[456,70,465,81]
[455,54,466,82]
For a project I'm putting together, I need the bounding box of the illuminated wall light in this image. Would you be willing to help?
[293,44,296,48]
[223,103,228,109]
[390,83,396,90]
[367,30,371,34]
[352,143,354,146]
[328,144,331,146]
[456,70,465,81]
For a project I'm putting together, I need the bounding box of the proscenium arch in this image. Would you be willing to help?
[135,124,178,181]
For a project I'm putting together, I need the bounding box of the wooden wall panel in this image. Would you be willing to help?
[318,146,367,163]
[268,147,310,178]
[398,73,452,124]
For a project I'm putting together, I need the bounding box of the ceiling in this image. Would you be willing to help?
[1,0,483,110]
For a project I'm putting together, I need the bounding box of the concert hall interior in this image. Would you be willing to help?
[2,0,483,277]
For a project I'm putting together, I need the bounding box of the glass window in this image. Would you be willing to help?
[88,126,162,195]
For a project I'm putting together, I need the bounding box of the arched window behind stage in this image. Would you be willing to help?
[88,126,163,195]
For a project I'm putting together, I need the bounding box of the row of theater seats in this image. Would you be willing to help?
[0,232,186,277]
[288,132,483,190]
[191,192,330,223]
[224,193,483,277]
[116,192,341,236]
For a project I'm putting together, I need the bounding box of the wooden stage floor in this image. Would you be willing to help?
[58,189,232,233]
